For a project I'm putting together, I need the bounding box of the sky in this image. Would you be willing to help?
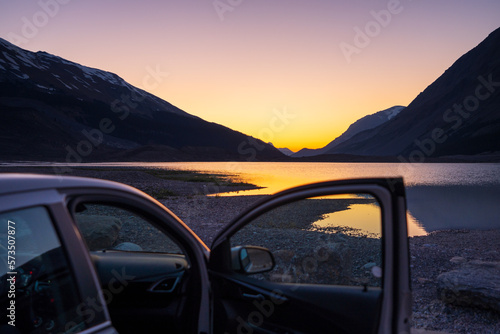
[1,0,499,152]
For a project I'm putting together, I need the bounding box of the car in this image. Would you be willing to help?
[0,174,411,334]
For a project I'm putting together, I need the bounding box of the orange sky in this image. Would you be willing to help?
[1,0,499,151]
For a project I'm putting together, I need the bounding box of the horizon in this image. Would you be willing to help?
[1,1,499,151]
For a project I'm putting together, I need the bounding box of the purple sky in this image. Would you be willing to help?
[1,0,499,150]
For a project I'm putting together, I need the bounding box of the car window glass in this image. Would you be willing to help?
[73,202,183,254]
[230,193,383,287]
[0,206,89,333]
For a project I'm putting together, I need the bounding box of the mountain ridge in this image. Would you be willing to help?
[1,25,499,163]
[293,105,405,158]
[0,38,284,162]
[324,26,500,159]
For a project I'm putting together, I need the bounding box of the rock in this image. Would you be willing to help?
[449,256,467,264]
[417,277,431,284]
[113,242,142,251]
[485,250,499,256]
[371,266,382,278]
[363,262,377,269]
[76,215,122,250]
[437,261,500,313]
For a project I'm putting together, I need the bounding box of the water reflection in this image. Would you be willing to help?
[144,161,500,196]
[406,212,427,236]
[406,185,500,232]
[7,161,499,235]
[312,203,428,237]
[313,203,381,236]
[24,161,498,195]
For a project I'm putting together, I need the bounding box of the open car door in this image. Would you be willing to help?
[209,178,411,334]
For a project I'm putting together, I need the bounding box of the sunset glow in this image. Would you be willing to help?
[1,0,499,151]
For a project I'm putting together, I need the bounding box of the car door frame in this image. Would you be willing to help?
[209,178,411,334]
[60,185,213,334]
[0,189,117,333]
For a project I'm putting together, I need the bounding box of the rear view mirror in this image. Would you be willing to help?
[231,246,275,274]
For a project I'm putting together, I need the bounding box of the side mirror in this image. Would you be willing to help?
[231,246,275,274]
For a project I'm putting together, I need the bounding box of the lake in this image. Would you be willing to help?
[140,162,500,236]
[6,161,500,236]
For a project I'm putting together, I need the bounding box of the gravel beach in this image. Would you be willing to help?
[2,166,499,333]
[161,194,500,333]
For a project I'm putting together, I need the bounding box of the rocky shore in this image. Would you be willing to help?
[2,166,499,333]
[409,230,500,333]
[163,195,500,333]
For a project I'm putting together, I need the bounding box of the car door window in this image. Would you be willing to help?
[211,180,410,334]
[73,202,182,254]
[230,193,383,287]
[0,206,90,333]
[71,201,195,334]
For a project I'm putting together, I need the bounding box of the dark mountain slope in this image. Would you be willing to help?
[0,38,284,162]
[327,27,500,158]
[293,106,404,158]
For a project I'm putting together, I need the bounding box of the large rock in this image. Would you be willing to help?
[437,261,500,313]
[76,215,122,251]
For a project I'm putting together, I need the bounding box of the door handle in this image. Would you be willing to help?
[242,293,266,301]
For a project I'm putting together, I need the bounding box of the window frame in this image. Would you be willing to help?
[0,190,113,331]
[228,192,384,287]
[62,187,212,333]
[210,178,410,334]
[67,194,196,259]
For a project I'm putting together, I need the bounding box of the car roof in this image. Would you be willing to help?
[0,173,141,196]
[0,173,211,253]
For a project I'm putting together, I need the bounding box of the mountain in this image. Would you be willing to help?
[0,38,284,162]
[292,106,404,158]
[277,147,295,156]
[267,143,295,156]
[326,27,500,159]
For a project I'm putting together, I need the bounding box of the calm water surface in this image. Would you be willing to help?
[58,161,500,190]
[138,162,500,236]
[7,161,500,236]
[135,161,500,192]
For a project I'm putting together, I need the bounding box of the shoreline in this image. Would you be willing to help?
[2,155,500,165]
[1,166,499,333]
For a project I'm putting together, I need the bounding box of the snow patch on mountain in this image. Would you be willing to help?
[3,52,19,70]
[15,73,29,80]
[386,106,405,119]
[0,37,197,120]
[56,78,72,90]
